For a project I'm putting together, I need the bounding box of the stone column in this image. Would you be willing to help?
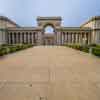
[31,33,33,44]
[16,33,18,44]
[14,33,16,44]
[67,33,69,44]
[63,33,65,44]
[56,32,59,45]
[67,32,68,43]
[77,33,79,44]
[75,33,78,44]
[8,33,9,44]
[20,33,22,44]
[24,33,26,44]
[74,33,76,44]
[16,33,17,44]
[33,32,35,44]
[80,33,82,45]
[11,33,13,44]
[83,33,87,45]
[23,33,25,44]
[7,33,9,44]
[62,32,64,45]
[70,33,72,44]
[10,33,12,44]
[36,32,39,45]
[84,33,87,44]
[35,32,38,45]
[57,32,61,45]
[30,32,32,44]
[64,33,66,43]
[8,33,11,44]
[30,33,32,44]
[68,33,70,44]
[28,33,31,44]
[69,33,71,44]
[38,31,43,45]
[34,32,37,44]
[65,33,67,43]
[18,33,20,44]
[72,33,74,44]
[21,32,24,44]
[79,33,81,45]
[88,32,91,44]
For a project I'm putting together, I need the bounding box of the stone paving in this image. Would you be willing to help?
[0,46,100,100]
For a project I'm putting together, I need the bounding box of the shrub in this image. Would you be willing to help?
[65,44,89,53]
[89,44,97,47]
[82,46,89,53]
[0,48,7,56]
[96,45,100,48]
[65,44,100,57]
[0,44,33,56]
[9,47,17,53]
[92,47,100,57]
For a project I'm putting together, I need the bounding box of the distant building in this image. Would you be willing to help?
[0,16,100,45]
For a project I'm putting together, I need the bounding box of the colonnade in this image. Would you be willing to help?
[60,32,91,45]
[7,31,91,45]
[8,32,38,44]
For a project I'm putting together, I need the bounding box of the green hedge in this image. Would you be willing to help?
[92,47,100,57]
[65,44,100,57]
[0,44,33,56]
[65,44,89,53]
[0,48,7,56]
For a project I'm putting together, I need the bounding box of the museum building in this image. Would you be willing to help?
[0,16,100,45]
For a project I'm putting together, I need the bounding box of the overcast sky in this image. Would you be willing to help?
[0,0,100,26]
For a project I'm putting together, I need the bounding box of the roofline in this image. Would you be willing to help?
[37,16,62,21]
[0,16,19,27]
[7,27,42,31]
[56,27,91,31]
[81,16,100,27]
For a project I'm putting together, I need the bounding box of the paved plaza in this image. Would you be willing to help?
[0,46,100,100]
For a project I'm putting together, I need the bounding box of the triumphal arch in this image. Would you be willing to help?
[0,16,100,45]
[37,17,62,45]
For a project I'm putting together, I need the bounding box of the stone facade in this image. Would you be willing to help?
[0,16,100,45]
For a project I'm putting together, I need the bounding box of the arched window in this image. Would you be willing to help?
[44,25,54,34]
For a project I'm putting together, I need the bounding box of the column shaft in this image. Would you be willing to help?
[8,33,11,44]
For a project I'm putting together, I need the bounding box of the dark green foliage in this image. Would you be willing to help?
[0,44,33,56]
[65,44,89,53]
[82,46,89,53]
[0,48,7,56]
[92,47,100,57]
[65,44,100,57]
[89,44,97,47]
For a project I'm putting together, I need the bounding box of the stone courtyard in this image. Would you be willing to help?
[0,46,100,100]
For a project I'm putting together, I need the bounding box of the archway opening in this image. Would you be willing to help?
[43,25,55,45]
[44,25,55,34]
